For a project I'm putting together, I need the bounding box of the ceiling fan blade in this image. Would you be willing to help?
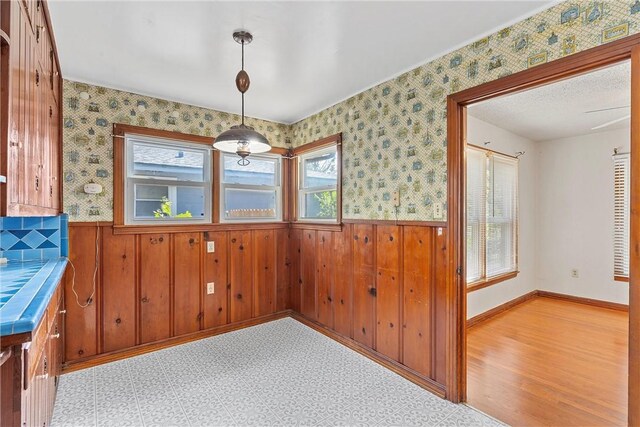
[591,114,631,130]
[584,105,630,114]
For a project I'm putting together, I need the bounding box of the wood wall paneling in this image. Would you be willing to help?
[173,233,203,336]
[375,225,402,362]
[433,227,448,385]
[316,230,335,328]
[275,228,291,312]
[300,230,317,319]
[289,229,302,313]
[352,224,375,348]
[402,226,433,377]
[64,226,99,361]
[202,231,229,329]
[253,229,277,317]
[333,223,353,338]
[229,230,253,322]
[139,234,171,344]
[101,229,136,353]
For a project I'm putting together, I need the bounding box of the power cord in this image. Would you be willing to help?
[70,221,99,308]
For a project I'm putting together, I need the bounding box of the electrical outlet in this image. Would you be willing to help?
[571,269,579,278]
[392,191,400,207]
[433,202,443,220]
[206,282,215,294]
[207,241,215,253]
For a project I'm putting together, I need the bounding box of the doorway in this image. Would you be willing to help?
[446,35,640,426]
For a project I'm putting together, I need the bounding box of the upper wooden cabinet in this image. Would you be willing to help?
[1,0,62,216]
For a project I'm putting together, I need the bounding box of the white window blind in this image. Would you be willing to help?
[466,146,519,285]
[613,153,630,278]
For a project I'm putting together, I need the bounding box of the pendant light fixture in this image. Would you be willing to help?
[213,30,271,166]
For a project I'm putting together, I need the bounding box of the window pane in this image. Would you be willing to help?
[224,188,277,219]
[303,190,337,219]
[132,142,205,182]
[466,222,482,282]
[223,155,276,186]
[304,152,337,188]
[486,222,514,277]
[134,184,205,219]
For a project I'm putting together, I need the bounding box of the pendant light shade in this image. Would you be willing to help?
[213,30,271,166]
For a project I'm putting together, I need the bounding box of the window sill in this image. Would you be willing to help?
[112,222,289,235]
[290,222,343,232]
[467,271,519,293]
[614,275,630,283]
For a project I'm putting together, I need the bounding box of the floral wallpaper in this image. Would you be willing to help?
[63,0,640,222]
[62,80,291,221]
[291,0,640,221]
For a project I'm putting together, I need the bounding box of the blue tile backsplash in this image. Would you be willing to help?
[0,215,68,261]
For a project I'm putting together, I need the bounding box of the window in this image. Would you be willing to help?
[220,152,282,222]
[298,145,339,221]
[466,146,518,286]
[124,134,212,224]
[613,152,630,280]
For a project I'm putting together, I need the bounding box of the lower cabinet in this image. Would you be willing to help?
[0,278,64,427]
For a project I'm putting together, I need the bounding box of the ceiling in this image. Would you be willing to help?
[48,1,552,124]
[468,60,631,142]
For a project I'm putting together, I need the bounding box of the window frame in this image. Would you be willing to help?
[123,134,213,226]
[219,152,283,223]
[113,124,216,230]
[291,134,342,225]
[613,152,630,282]
[466,145,519,292]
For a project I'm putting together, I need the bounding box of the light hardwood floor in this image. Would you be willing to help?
[467,296,628,426]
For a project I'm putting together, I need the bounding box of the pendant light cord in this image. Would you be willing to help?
[241,40,245,126]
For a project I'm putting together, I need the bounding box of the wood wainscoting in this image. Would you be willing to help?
[291,222,449,396]
[65,221,450,397]
[64,223,293,366]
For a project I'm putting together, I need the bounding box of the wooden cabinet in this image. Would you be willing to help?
[1,0,61,216]
[0,274,65,427]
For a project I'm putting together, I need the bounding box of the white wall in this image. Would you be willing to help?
[536,128,629,305]
[466,116,539,319]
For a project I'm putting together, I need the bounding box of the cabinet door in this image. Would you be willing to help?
[173,233,202,336]
[48,94,59,209]
[229,231,253,322]
[140,234,171,343]
[102,231,136,352]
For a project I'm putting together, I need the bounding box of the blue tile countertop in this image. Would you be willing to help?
[0,258,68,336]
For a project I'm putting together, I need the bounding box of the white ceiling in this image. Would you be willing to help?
[48,1,553,124]
[468,60,631,142]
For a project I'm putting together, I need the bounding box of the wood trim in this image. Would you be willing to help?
[292,133,342,155]
[112,222,288,235]
[448,34,640,408]
[467,290,538,328]
[630,45,640,427]
[63,310,293,373]
[467,271,518,293]
[212,150,220,223]
[343,219,447,227]
[290,312,446,398]
[69,221,114,227]
[289,222,342,232]
[290,133,342,223]
[112,124,215,227]
[614,275,630,283]
[537,290,629,312]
